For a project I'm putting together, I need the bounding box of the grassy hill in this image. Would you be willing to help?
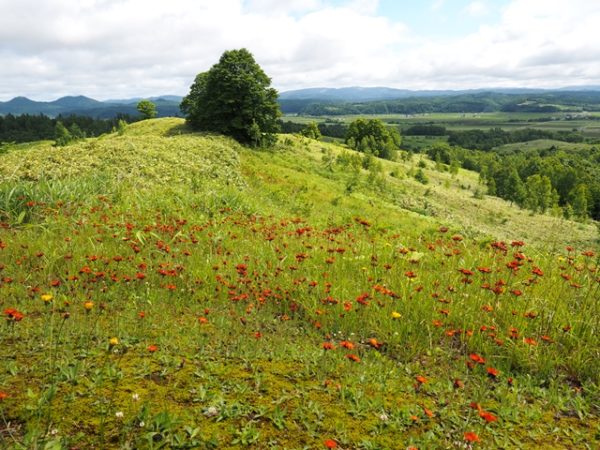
[0,119,598,449]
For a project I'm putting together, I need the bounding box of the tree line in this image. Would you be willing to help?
[0,113,137,144]
[427,142,600,220]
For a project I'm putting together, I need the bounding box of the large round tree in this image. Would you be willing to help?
[181,49,281,146]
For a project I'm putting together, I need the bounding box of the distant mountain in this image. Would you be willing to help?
[0,95,183,118]
[280,86,600,103]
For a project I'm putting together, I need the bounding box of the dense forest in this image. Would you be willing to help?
[280,91,600,115]
[0,113,137,143]
[427,142,600,220]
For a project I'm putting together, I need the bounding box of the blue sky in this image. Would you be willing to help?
[0,0,599,100]
[377,0,511,37]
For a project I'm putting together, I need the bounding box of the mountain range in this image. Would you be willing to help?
[2,86,600,118]
[0,95,184,118]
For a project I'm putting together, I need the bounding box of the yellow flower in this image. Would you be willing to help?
[84,301,94,311]
[109,337,119,346]
[41,294,53,303]
[391,311,402,319]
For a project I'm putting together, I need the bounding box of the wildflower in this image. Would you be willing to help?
[109,337,119,346]
[4,308,24,322]
[415,375,427,385]
[0,391,8,400]
[41,294,53,303]
[368,338,382,349]
[322,342,335,350]
[480,411,498,423]
[115,411,124,419]
[84,301,94,311]
[391,311,402,319]
[147,345,158,352]
[453,379,464,389]
[340,340,354,350]
[324,439,338,449]
[464,431,480,443]
[469,353,485,365]
[346,353,361,362]
[132,393,140,401]
[486,367,499,378]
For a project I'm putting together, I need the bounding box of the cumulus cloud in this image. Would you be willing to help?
[463,1,490,17]
[0,0,598,100]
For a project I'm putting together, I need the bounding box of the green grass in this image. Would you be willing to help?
[0,119,598,449]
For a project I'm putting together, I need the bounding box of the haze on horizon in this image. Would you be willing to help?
[1,0,599,101]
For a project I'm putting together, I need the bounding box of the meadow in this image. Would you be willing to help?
[0,119,598,449]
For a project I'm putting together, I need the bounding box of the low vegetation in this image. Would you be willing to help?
[0,119,598,449]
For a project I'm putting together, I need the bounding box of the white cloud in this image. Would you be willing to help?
[464,1,490,17]
[0,0,599,100]
[431,0,446,12]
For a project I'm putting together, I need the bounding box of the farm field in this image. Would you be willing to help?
[285,112,600,139]
[0,119,599,449]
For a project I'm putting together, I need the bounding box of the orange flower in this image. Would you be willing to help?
[147,345,158,353]
[479,411,498,423]
[346,354,361,362]
[198,316,209,324]
[0,391,8,400]
[340,340,354,350]
[367,338,382,349]
[486,367,499,378]
[415,375,427,384]
[323,439,337,448]
[322,342,335,350]
[469,353,485,365]
[464,431,480,442]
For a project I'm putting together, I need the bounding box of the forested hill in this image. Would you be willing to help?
[279,90,600,115]
[0,95,183,118]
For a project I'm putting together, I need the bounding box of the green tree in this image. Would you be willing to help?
[54,121,72,146]
[300,122,321,140]
[345,118,400,160]
[525,174,559,213]
[570,184,589,219]
[181,49,281,146]
[137,100,157,120]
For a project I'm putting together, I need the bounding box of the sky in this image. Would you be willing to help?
[1,0,599,101]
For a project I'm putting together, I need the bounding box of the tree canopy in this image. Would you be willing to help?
[137,100,157,120]
[345,118,401,160]
[181,49,281,146]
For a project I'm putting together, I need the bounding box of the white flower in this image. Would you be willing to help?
[204,406,219,417]
[115,411,124,419]
[139,421,145,428]
[379,413,389,422]
[132,393,139,401]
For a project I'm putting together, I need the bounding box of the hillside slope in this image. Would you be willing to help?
[0,119,598,449]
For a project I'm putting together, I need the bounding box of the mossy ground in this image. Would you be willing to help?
[0,119,598,449]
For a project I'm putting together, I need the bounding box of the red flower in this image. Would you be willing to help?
[464,431,480,443]
[340,340,354,350]
[469,353,485,365]
[322,342,335,350]
[147,345,158,352]
[480,411,498,423]
[324,439,337,448]
[0,391,9,400]
[486,367,499,378]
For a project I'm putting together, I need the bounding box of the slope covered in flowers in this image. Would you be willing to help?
[0,119,598,449]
